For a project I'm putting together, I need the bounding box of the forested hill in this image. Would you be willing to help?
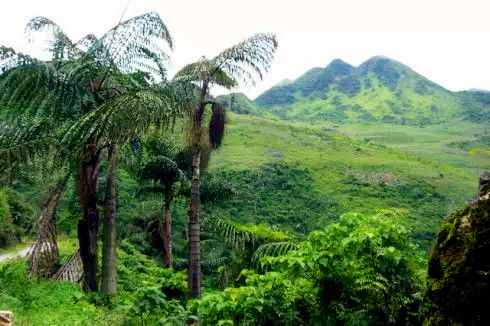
[217,56,490,124]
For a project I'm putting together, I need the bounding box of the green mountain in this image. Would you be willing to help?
[218,56,490,125]
[210,57,489,244]
[215,92,263,115]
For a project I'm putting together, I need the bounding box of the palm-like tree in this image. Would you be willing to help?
[141,151,187,268]
[173,33,278,298]
[0,52,73,278]
[0,12,179,292]
[64,73,180,293]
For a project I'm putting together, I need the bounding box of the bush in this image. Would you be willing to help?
[193,211,425,325]
[191,270,317,325]
[266,211,425,324]
[0,241,189,325]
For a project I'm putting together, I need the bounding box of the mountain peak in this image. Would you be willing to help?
[358,56,406,89]
[325,59,354,74]
[359,56,402,69]
[327,58,352,67]
[366,55,391,61]
[247,55,489,125]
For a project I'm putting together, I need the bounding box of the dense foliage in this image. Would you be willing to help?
[0,240,188,325]
[0,9,488,326]
[190,212,425,325]
[0,212,427,325]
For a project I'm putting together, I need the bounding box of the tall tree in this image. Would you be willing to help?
[0,12,177,292]
[101,143,117,293]
[0,76,72,278]
[66,72,180,292]
[141,152,186,268]
[174,33,278,298]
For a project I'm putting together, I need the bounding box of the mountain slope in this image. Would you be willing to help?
[215,92,263,115]
[200,113,482,246]
[255,59,355,107]
[220,56,490,125]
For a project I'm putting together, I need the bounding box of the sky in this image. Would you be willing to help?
[0,0,489,99]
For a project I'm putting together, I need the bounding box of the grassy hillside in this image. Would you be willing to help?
[327,121,489,172]
[202,113,482,247]
[221,56,490,125]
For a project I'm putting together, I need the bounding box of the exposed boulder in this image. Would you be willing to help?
[0,311,13,326]
[424,172,490,325]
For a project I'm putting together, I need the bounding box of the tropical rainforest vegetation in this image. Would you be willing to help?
[0,10,488,326]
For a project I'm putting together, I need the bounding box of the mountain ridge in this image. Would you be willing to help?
[217,56,489,125]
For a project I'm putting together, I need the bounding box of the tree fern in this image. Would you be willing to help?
[173,32,277,299]
[251,241,299,271]
[174,33,278,89]
[201,239,229,269]
[1,11,179,292]
[202,215,257,250]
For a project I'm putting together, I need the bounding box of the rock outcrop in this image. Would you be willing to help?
[424,172,490,325]
[0,311,13,326]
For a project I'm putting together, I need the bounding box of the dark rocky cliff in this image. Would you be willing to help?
[424,172,490,325]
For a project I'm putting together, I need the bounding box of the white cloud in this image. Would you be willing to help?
[1,0,489,98]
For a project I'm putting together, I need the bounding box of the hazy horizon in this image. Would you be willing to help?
[1,0,489,98]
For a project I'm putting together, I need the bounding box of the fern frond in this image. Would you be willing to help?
[62,84,181,153]
[202,215,256,250]
[172,59,209,86]
[26,16,81,59]
[0,60,94,119]
[98,12,173,76]
[251,241,299,271]
[0,118,62,171]
[141,155,186,186]
[212,33,278,87]
[201,239,229,268]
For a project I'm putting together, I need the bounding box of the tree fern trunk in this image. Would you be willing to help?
[187,82,209,299]
[188,99,206,298]
[161,195,173,268]
[77,149,101,292]
[188,147,201,298]
[102,144,117,294]
[28,176,68,279]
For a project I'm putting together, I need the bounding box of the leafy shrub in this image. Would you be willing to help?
[118,242,187,299]
[0,241,189,325]
[129,285,187,325]
[0,258,110,325]
[190,270,318,326]
[266,211,425,325]
[193,211,424,325]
